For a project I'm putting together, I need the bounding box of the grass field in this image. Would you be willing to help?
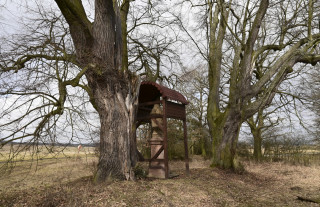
[0,145,97,195]
[0,146,320,206]
[0,144,96,162]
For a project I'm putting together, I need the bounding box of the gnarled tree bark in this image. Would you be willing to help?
[54,0,138,182]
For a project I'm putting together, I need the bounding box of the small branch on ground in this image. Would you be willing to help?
[297,196,320,204]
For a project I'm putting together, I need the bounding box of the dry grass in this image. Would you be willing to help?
[0,151,320,207]
[0,146,97,193]
[0,144,96,162]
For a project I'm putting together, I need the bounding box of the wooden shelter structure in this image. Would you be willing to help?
[136,81,190,178]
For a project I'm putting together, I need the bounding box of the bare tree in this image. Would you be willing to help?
[0,0,140,182]
[244,36,306,162]
[0,0,186,181]
[175,0,320,170]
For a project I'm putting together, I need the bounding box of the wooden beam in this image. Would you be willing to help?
[162,99,169,179]
[149,145,164,161]
[183,119,190,176]
[139,100,161,107]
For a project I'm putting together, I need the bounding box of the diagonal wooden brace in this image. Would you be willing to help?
[150,145,164,162]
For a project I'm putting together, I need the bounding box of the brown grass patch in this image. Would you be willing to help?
[1,154,320,206]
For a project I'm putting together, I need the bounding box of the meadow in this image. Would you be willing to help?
[0,145,320,206]
[0,144,96,191]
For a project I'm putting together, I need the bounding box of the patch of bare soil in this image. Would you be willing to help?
[1,157,319,207]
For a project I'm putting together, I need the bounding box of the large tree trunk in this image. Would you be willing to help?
[86,72,139,182]
[253,130,263,162]
[248,109,264,162]
[249,124,263,162]
[90,0,137,181]
[208,107,242,170]
[206,0,268,171]
[94,79,138,181]
[54,0,138,182]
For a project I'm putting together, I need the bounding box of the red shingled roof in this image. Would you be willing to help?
[139,81,188,105]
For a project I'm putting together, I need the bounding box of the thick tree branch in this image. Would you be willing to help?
[207,0,229,116]
[243,64,292,119]
[254,43,289,59]
[297,54,320,65]
[249,34,320,98]
[92,0,122,69]
[54,0,93,60]
[239,0,269,86]
[120,0,131,71]
[54,0,92,37]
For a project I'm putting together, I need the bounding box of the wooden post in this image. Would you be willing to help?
[163,99,169,179]
[183,118,190,176]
